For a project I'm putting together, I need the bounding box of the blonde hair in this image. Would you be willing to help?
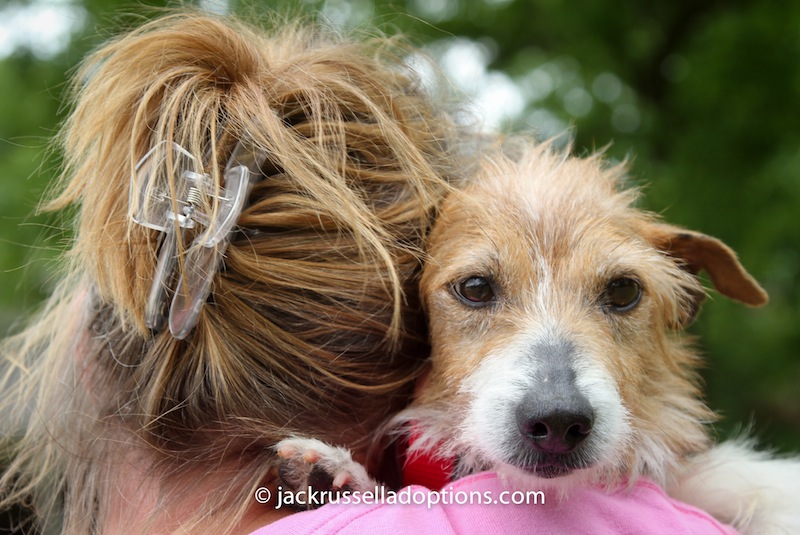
[0,11,463,534]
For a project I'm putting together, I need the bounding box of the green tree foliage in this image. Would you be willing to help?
[1,0,798,451]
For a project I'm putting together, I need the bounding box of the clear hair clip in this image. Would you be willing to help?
[131,141,265,339]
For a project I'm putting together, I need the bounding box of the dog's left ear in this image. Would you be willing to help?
[646,223,768,324]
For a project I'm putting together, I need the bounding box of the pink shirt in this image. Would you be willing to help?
[250,472,739,535]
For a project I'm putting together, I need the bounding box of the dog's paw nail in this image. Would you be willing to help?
[302,450,321,463]
[277,445,296,459]
[332,471,352,489]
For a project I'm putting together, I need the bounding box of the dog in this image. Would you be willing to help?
[277,142,800,534]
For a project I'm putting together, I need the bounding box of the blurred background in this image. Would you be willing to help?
[0,0,798,456]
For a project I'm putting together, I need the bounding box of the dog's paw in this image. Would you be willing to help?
[275,437,379,508]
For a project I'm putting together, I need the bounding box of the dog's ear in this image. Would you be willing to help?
[645,223,768,325]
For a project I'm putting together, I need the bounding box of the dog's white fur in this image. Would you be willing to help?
[279,143,800,534]
[669,441,800,534]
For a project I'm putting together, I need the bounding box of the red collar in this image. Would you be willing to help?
[399,427,455,490]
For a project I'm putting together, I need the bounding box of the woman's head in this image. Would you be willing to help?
[1,11,464,533]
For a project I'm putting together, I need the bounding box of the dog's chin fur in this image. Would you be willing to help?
[397,142,799,534]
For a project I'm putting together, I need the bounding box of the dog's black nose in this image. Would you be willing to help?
[518,407,594,454]
[517,343,595,454]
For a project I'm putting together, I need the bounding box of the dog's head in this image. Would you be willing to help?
[414,144,767,489]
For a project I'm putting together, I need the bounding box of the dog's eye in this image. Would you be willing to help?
[604,278,642,312]
[454,276,495,306]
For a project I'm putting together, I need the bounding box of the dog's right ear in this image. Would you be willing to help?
[645,223,768,326]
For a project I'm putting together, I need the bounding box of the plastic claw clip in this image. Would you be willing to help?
[130,141,265,339]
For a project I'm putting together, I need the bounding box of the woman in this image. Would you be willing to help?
[0,11,462,534]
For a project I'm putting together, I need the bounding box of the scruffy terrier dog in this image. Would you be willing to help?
[279,143,800,534]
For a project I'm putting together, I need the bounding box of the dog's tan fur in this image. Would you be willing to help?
[391,141,800,533]
[414,143,755,476]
